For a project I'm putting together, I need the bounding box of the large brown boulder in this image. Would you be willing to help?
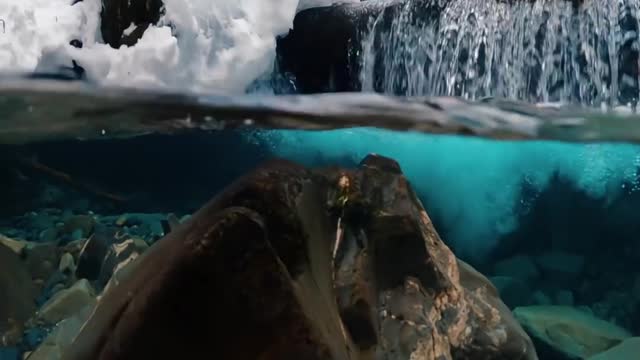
[63,156,537,360]
[332,154,537,360]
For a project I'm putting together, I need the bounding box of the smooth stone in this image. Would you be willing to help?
[37,279,96,325]
[490,276,533,308]
[114,215,128,227]
[514,305,632,359]
[39,272,69,306]
[0,243,37,334]
[535,252,585,277]
[59,240,86,262]
[588,337,640,360]
[28,304,94,360]
[57,253,75,275]
[555,290,574,306]
[493,255,540,281]
[50,283,66,296]
[532,291,552,306]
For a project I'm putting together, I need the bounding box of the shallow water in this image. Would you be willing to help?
[1,0,640,359]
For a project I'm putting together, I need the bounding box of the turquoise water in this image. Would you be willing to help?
[258,129,640,259]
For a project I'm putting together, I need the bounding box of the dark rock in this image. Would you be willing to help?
[65,156,536,360]
[0,243,36,335]
[276,0,447,93]
[101,0,164,48]
[69,39,83,48]
[28,304,94,360]
[75,227,115,281]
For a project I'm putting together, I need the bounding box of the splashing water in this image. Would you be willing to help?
[360,0,640,107]
[0,0,302,93]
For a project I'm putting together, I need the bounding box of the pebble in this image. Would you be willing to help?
[58,253,75,275]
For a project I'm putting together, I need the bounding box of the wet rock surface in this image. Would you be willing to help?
[100,0,164,48]
[58,155,537,360]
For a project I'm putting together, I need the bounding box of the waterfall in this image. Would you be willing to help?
[360,0,640,107]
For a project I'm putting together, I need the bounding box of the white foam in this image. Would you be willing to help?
[1,0,307,94]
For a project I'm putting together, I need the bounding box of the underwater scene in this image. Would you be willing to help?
[2,0,640,359]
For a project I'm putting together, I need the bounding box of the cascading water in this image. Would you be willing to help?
[360,0,640,107]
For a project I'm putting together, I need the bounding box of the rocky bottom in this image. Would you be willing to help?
[0,155,638,360]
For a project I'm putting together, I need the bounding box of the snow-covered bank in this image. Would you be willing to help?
[0,0,305,93]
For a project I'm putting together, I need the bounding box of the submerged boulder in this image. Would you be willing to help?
[513,305,632,359]
[64,155,536,360]
[37,279,96,325]
[588,337,640,360]
[28,304,95,360]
